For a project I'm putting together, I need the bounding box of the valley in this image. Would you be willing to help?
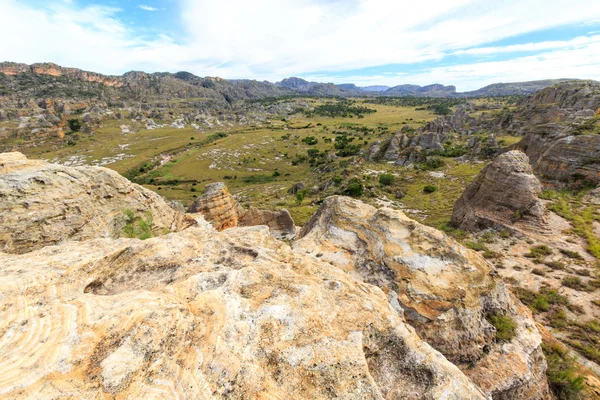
[1,63,600,399]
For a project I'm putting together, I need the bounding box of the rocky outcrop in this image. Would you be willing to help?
[0,225,489,399]
[514,81,600,186]
[0,152,195,254]
[294,196,550,399]
[187,182,239,231]
[381,131,445,165]
[238,207,296,240]
[451,151,547,232]
[188,182,296,239]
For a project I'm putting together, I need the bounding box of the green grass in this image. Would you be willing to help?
[486,314,517,342]
[543,343,586,400]
[122,209,154,240]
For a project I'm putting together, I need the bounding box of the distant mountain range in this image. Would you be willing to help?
[0,62,575,102]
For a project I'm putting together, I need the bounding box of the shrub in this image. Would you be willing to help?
[526,244,553,259]
[543,343,585,400]
[561,249,584,260]
[344,179,364,198]
[122,209,153,240]
[68,119,82,132]
[378,173,395,186]
[486,314,517,342]
[466,241,488,251]
[302,136,318,145]
[562,276,587,291]
[423,184,438,194]
[420,157,445,171]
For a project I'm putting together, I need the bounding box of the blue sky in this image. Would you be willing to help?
[1,0,600,90]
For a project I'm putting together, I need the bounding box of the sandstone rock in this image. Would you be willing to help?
[187,182,239,230]
[0,152,195,254]
[452,151,547,232]
[514,81,600,186]
[188,182,296,239]
[238,207,296,240]
[0,225,488,399]
[294,196,549,399]
[382,132,409,161]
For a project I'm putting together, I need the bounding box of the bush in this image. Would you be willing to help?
[423,184,438,194]
[486,314,517,342]
[543,343,585,400]
[379,173,395,186]
[420,157,445,171]
[344,179,364,198]
[68,119,82,132]
[302,136,318,145]
[526,244,553,259]
[466,241,488,251]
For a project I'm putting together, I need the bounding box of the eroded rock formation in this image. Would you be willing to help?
[188,181,296,239]
[451,150,548,232]
[187,182,239,230]
[294,196,549,399]
[0,154,554,399]
[0,152,195,254]
[0,225,489,399]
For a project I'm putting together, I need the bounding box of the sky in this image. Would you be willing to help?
[1,0,600,90]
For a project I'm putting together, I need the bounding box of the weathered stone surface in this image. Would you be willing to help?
[0,225,488,399]
[514,81,600,186]
[294,196,549,399]
[451,151,548,232]
[187,182,239,230]
[238,207,296,240]
[0,152,195,254]
[188,182,296,239]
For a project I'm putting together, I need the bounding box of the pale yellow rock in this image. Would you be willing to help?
[294,196,550,399]
[0,226,488,399]
[0,152,197,254]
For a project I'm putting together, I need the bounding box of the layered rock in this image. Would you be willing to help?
[0,152,195,254]
[238,207,296,240]
[514,80,600,186]
[0,224,489,399]
[187,182,239,230]
[294,196,549,399]
[188,181,296,239]
[451,151,548,232]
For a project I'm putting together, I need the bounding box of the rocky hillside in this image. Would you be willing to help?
[0,62,573,101]
[0,152,554,399]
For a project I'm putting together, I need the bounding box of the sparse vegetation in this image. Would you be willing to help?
[122,209,154,240]
[486,313,517,342]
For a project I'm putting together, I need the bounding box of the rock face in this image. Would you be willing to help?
[0,152,195,254]
[187,182,239,230]
[0,225,489,399]
[451,151,547,232]
[238,207,296,240]
[514,81,600,186]
[294,196,550,399]
[188,182,296,239]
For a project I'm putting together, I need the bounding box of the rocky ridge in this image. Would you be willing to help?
[0,152,196,254]
[294,196,549,399]
[0,153,554,399]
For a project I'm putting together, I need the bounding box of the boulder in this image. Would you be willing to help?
[451,150,547,232]
[187,182,239,231]
[294,196,550,399]
[0,152,196,254]
[238,207,296,240]
[188,182,297,239]
[0,225,488,399]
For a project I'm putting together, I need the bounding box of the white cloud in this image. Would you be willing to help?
[0,0,600,89]
[454,35,600,56]
[138,5,159,11]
